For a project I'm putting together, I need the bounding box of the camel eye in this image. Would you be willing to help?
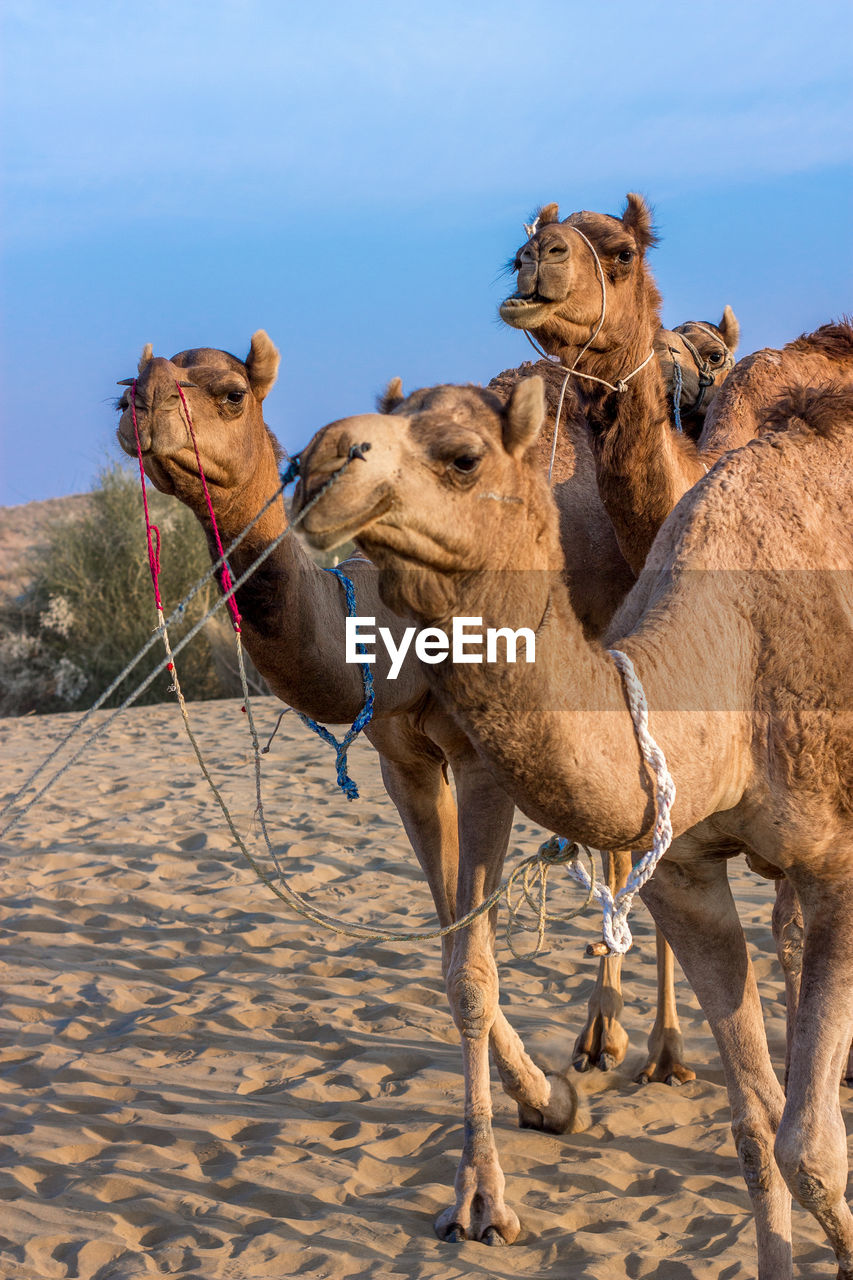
[225,389,246,405]
[708,351,724,364]
[451,454,481,475]
[617,249,634,264]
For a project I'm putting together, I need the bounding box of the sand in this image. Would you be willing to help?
[0,696,844,1278]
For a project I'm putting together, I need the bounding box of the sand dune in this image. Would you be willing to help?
[0,697,844,1277]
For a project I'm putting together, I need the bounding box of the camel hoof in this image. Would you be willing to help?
[482,1227,507,1247]
[666,1073,683,1088]
[573,1052,592,1073]
[637,1072,650,1085]
[442,1224,466,1244]
[598,1052,617,1072]
[517,1072,580,1135]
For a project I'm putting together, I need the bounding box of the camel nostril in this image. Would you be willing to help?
[348,442,372,462]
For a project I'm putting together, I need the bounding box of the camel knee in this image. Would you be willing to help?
[775,1120,848,1211]
[731,1119,779,1197]
[446,963,498,1040]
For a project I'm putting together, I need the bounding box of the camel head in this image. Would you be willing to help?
[655,306,741,433]
[500,194,661,365]
[115,331,281,509]
[295,377,561,624]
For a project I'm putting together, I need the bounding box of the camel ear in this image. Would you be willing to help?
[246,330,280,401]
[377,376,404,413]
[523,202,560,238]
[718,305,740,354]
[621,193,657,252]
[504,376,544,456]
[137,343,153,374]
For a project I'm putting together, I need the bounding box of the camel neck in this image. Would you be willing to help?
[580,359,703,574]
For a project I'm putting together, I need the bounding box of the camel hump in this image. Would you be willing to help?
[788,318,853,362]
[764,382,853,441]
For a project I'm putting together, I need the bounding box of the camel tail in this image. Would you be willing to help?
[763,382,853,441]
[787,316,853,361]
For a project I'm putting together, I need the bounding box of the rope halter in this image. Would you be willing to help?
[516,221,654,482]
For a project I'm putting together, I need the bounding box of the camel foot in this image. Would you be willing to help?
[516,1071,581,1135]
[636,1032,696,1087]
[435,1201,520,1246]
[572,1014,629,1074]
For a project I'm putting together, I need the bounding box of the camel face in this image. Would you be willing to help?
[655,308,741,428]
[297,379,556,622]
[116,331,280,502]
[500,195,660,361]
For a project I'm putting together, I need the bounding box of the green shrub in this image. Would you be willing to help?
[0,464,226,715]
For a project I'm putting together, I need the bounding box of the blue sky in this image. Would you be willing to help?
[1,0,851,504]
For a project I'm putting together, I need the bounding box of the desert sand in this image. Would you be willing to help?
[0,696,845,1278]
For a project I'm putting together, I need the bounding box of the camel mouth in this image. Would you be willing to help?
[499,296,561,330]
[116,423,142,456]
[299,489,394,552]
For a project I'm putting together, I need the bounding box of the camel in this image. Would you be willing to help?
[499,196,851,572]
[494,200,741,1078]
[498,201,853,1084]
[114,319,735,1245]
[296,374,853,1276]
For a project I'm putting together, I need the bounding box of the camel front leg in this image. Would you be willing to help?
[436,755,581,1246]
[637,928,696,1085]
[774,872,853,1277]
[641,854,793,1280]
[573,849,630,1073]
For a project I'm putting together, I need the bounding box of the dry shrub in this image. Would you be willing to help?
[0,464,261,715]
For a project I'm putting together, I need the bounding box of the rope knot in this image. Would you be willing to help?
[281,454,301,486]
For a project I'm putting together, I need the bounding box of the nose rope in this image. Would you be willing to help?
[521,223,654,483]
[174,382,241,633]
[130,382,164,611]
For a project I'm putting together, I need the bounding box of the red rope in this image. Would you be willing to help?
[130,381,164,613]
[175,382,242,633]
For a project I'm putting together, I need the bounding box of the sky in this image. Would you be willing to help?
[1,0,851,505]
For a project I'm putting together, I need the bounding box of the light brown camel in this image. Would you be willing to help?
[115,323,735,1244]
[116,335,588,1249]
[499,196,851,572]
[499,203,853,1086]
[496,200,741,1079]
[296,375,853,1276]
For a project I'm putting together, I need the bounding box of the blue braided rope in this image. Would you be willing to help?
[296,567,375,801]
[672,358,684,433]
[278,453,375,798]
[281,453,301,486]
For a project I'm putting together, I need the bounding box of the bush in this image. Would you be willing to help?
[0,464,231,715]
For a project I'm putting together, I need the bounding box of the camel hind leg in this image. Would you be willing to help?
[573,851,694,1084]
[637,929,696,1086]
[573,849,630,1072]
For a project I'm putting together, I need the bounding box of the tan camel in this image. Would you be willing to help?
[114,322,735,1244]
[499,204,853,1087]
[296,374,853,1276]
[496,203,740,1079]
[500,196,851,572]
[116,336,587,1249]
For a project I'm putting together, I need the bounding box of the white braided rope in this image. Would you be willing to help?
[560,647,676,954]
[519,221,653,484]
